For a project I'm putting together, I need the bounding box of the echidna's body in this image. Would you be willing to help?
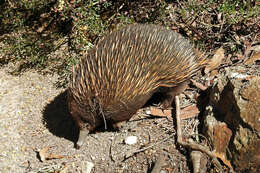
[68,24,205,148]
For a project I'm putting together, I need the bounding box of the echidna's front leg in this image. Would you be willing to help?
[174,95,223,172]
[160,81,189,109]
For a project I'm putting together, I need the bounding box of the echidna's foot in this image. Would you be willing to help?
[159,81,190,109]
[75,129,89,149]
[159,97,174,109]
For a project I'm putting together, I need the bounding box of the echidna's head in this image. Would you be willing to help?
[67,83,104,130]
[67,86,90,127]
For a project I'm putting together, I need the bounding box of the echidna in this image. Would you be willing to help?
[68,24,206,148]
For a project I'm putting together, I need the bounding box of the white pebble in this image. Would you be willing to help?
[145,109,151,115]
[125,136,137,145]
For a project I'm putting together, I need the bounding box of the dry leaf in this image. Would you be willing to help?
[204,47,225,74]
[147,105,199,120]
[48,154,65,160]
[147,106,171,117]
[39,147,50,162]
[215,152,234,171]
[244,51,260,65]
[39,146,66,162]
[209,69,219,77]
[180,105,200,119]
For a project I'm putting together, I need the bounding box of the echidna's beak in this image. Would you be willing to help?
[75,129,89,149]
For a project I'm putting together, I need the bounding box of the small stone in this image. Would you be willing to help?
[124,136,137,145]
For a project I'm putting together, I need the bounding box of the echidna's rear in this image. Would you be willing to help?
[68,24,205,148]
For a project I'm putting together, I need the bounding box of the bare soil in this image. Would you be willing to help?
[0,65,194,173]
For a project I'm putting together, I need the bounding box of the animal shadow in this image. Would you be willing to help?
[42,90,78,143]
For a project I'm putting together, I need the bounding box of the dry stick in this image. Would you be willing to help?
[175,96,223,173]
[151,154,166,173]
[190,79,208,91]
[124,134,174,160]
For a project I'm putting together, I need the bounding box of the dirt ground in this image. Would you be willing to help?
[0,65,196,173]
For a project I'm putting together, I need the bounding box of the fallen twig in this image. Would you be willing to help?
[123,134,174,160]
[151,154,166,173]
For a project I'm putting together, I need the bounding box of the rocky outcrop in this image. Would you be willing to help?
[204,66,260,172]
